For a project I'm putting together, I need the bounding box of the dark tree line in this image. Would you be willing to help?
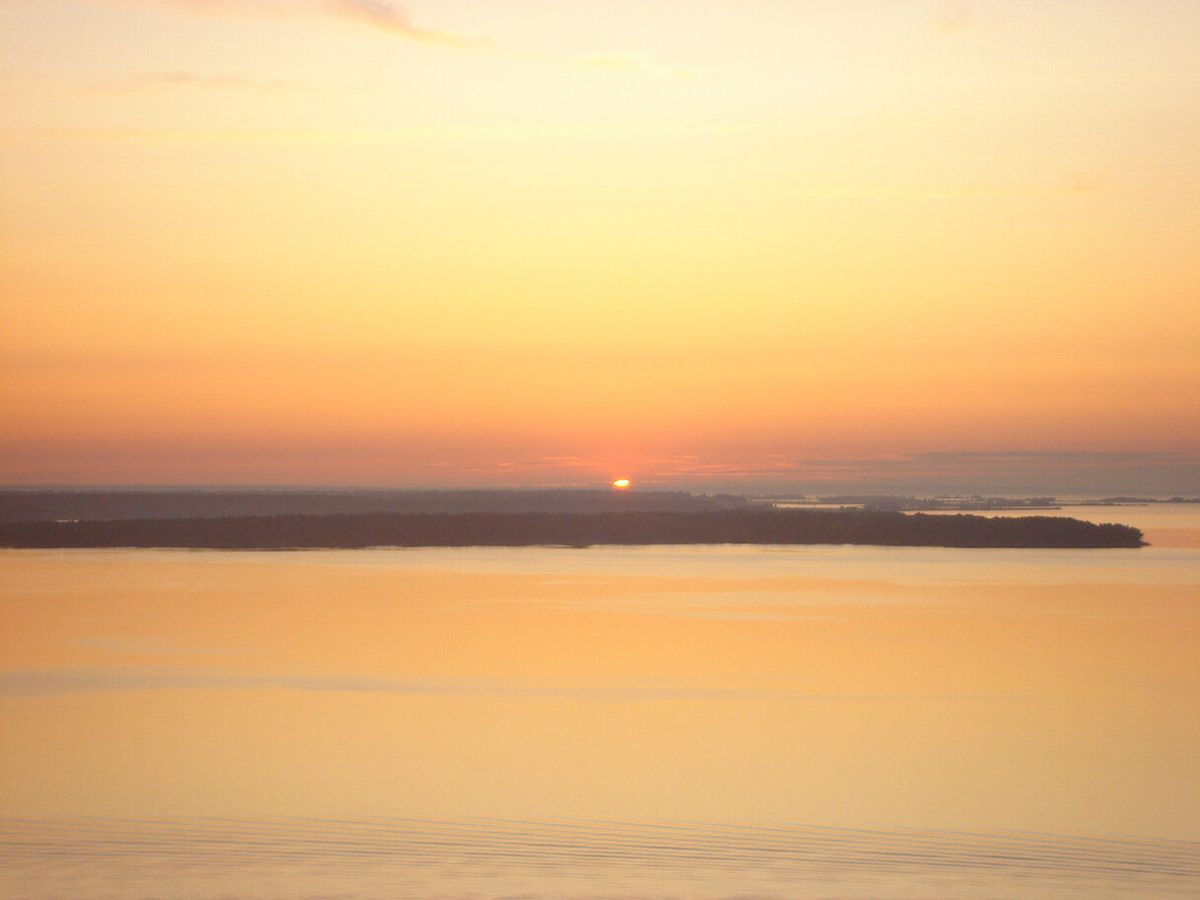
[0,509,1145,549]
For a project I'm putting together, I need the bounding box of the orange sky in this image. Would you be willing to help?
[2,0,1197,490]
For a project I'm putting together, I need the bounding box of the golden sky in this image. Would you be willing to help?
[2,0,1197,490]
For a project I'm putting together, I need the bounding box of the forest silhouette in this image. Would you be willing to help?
[0,509,1144,549]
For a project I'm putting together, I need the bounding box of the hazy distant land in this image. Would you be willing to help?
[0,488,745,522]
[759,494,1200,512]
[2,488,1191,525]
[0,508,1144,549]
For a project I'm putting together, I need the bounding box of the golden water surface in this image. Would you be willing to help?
[2,518,1198,898]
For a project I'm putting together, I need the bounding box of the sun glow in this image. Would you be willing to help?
[611,479,631,489]
[0,2,1196,491]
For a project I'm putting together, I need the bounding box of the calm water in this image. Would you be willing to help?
[2,504,1198,898]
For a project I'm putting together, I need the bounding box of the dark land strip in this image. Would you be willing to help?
[0,509,1145,549]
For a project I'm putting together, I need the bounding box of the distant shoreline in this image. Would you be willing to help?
[0,510,1145,550]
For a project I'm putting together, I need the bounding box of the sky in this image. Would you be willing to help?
[1,0,1197,492]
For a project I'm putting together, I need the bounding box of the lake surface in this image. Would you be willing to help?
[2,505,1198,898]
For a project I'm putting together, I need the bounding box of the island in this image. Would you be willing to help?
[0,509,1145,549]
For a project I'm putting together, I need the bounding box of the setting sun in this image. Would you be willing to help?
[0,1,1195,492]
[612,479,632,489]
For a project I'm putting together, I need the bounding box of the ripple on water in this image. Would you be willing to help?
[2,816,1198,900]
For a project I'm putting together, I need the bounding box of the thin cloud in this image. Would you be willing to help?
[95,0,319,18]
[0,672,1012,705]
[777,178,1109,199]
[96,71,301,92]
[1063,172,1103,194]
[73,0,686,74]
[0,666,1002,702]
[324,0,688,75]
[324,0,484,48]
[1,121,726,147]
[576,52,652,72]
[562,52,697,79]
[74,637,255,655]
[77,0,480,44]
[933,1,972,34]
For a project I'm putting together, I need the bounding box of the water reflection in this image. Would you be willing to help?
[1,543,1197,898]
[5,816,1198,900]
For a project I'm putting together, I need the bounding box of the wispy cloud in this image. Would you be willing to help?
[75,0,687,74]
[933,1,972,34]
[323,0,483,48]
[1062,172,1103,194]
[0,666,1000,702]
[95,71,301,92]
[74,637,254,655]
[2,121,726,147]
[78,0,479,43]
[323,0,691,75]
